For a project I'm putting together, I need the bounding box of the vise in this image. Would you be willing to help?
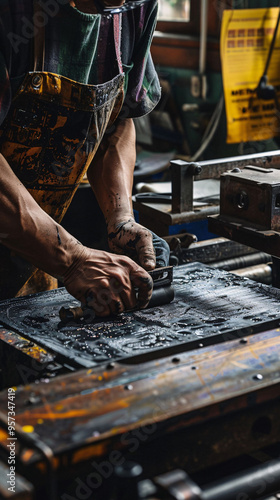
[209,165,280,259]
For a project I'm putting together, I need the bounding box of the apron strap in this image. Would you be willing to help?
[33,0,46,72]
[113,13,124,75]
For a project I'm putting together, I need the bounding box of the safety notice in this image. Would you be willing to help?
[221,8,280,143]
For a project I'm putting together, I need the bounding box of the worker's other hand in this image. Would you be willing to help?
[63,246,153,317]
[107,219,170,270]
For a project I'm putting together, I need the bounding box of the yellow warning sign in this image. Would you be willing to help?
[221,8,280,143]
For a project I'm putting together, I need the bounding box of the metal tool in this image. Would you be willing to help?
[59,266,174,323]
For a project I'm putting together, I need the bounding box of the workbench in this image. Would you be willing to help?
[0,263,280,499]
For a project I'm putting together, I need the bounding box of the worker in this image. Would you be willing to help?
[0,0,170,316]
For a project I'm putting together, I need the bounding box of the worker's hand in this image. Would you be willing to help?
[107,219,170,270]
[151,231,170,268]
[62,246,153,317]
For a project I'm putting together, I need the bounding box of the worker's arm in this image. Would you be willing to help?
[0,153,153,315]
[87,118,170,269]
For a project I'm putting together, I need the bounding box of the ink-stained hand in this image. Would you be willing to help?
[63,246,153,317]
[107,219,170,270]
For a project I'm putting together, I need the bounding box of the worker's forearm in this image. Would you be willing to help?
[0,154,153,310]
[87,118,136,225]
[0,154,82,279]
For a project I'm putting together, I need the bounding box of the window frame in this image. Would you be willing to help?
[156,0,234,37]
[156,0,200,35]
[152,0,230,71]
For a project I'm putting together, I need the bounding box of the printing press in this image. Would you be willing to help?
[1,152,280,500]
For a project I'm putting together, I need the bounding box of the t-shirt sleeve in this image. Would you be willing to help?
[121,0,161,119]
[0,51,11,127]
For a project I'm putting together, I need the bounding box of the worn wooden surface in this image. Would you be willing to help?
[0,327,280,467]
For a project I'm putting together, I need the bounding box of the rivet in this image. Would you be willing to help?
[124,384,133,391]
[172,357,180,364]
[240,338,248,344]
[191,366,197,370]
[253,374,263,381]
[32,74,43,87]
[198,343,204,348]
[107,362,115,370]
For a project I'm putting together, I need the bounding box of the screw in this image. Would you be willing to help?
[172,357,180,364]
[193,165,202,175]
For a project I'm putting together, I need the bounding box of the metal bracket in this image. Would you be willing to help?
[171,160,202,213]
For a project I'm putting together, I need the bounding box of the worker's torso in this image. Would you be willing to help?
[0,0,125,299]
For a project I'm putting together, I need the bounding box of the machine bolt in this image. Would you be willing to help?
[114,462,143,500]
[107,362,115,370]
[25,393,41,405]
[193,164,202,176]
[253,374,263,381]
[15,342,28,349]
[187,162,202,176]
[115,462,143,479]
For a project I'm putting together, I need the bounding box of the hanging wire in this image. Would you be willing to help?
[190,96,224,161]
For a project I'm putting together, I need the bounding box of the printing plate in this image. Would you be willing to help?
[0,263,280,368]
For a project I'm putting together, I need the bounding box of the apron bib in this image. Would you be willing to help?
[0,2,124,299]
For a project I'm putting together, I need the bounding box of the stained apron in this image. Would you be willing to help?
[0,2,125,299]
